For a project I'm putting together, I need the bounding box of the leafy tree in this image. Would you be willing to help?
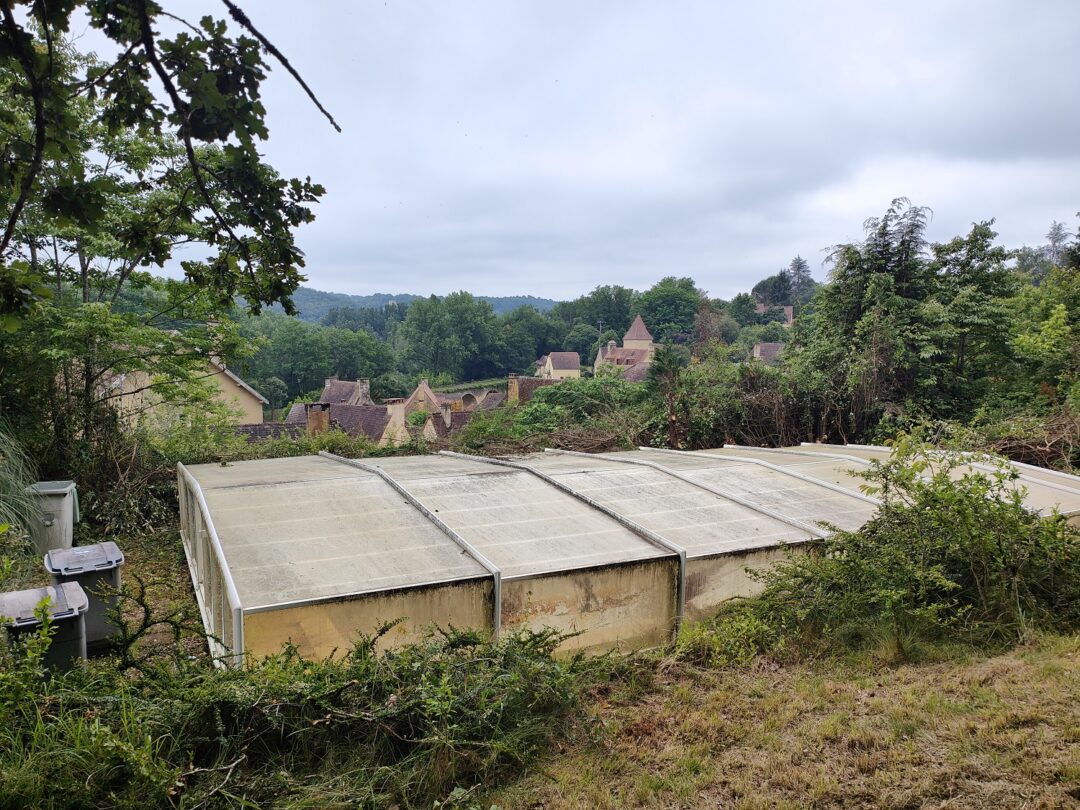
[728,292,757,326]
[1046,220,1072,266]
[259,376,289,420]
[648,343,691,447]
[0,3,336,326]
[562,322,601,359]
[634,277,700,341]
[498,306,561,374]
[751,270,792,307]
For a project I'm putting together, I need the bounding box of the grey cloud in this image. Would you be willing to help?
[101,0,1080,299]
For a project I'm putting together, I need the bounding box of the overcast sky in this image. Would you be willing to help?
[86,2,1080,301]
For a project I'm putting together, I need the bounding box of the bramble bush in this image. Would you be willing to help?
[679,436,1080,665]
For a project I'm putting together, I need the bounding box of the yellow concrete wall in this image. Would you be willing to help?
[683,545,809,622]
[501,559,678,654]
[243,579,494,659]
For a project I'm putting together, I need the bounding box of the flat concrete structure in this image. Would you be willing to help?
[177,444,1080,664]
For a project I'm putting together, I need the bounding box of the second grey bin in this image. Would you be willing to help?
[25,480,79,553]
[0,582,89,670]
[45,541,124,652]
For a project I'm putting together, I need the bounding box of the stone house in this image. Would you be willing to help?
[536,351,581,380]
[751,342,784,364]
[594,315,655,380]
[755,302,794,327]
[107,357,267,424]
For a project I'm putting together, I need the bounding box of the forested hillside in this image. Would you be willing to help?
[265,286,558,323]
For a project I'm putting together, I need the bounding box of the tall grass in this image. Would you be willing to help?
[0,422,38,537]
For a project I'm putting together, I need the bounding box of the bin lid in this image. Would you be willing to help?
[25,480,77,496]
[44,541,124,575]
[0,582,88,628]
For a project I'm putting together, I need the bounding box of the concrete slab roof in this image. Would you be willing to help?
[364,454,670,580]
[701,445,1080,518]
[185,460,489,610]
[520,452,815,556]
[181,444,1080,617]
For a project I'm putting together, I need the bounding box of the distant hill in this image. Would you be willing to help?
[270,287,559,322]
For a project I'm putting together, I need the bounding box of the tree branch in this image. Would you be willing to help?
[0,6,48,258]
[221,0,342,133]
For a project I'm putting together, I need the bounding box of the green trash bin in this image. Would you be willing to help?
[0,582,88,671]
[45,541,124,652]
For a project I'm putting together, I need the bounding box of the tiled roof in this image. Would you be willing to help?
[328,404,392,441]
[234,422,302,442]
[428,411,474,439]
[479,391,506,410]
[753,342,784,363]
[602,347,649,366]
[318,378,373,406]
[622,361,651,382]
[547,351,580,370]
[623,315,653,342]
[284,403,307,425]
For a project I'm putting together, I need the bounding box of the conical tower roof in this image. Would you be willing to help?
[623,314,653,342]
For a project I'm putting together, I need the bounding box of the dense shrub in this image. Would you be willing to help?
[679,437,1080,664]
[0,626,599,809]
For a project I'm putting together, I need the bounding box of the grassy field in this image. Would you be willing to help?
[489,635,1080,809]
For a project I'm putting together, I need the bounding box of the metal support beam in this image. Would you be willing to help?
[177,463,245,668]
[639,447,881,505]
[439,450,688,635]
[319,452,503,640]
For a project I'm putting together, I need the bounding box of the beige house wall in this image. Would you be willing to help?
[242,579,495,659]
[109,361,265,425]
[211,365,265,423]
[541,357,581,380]
[622,338,654,354]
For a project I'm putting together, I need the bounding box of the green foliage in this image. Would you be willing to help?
[0,8,331,323]
[634,276,700,342]
[678,438,1080,665]
[0,627,598,808]
[0,422,36,535]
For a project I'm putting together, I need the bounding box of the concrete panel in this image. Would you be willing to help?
[684,545,810,622]
[501,558,678,654]
[243,578,493,659]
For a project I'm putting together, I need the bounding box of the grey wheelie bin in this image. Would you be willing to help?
[24,480,79,553]
[44,541,124,652]
[0,582,89,670]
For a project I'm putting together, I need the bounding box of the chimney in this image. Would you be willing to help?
[305,402,330,435]
[507,375,519,403]
[357,378,371,404]
[440,402,452,428]
[607,339,617,350]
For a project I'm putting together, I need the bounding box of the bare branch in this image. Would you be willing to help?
[221,0,342,133]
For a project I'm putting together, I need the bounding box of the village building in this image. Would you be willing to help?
[107,357,267,425]
[752,342,784,365]
[755,302,794,327]
[535,351,581,380]
[507,374,559,405]
[594,314,655,380]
